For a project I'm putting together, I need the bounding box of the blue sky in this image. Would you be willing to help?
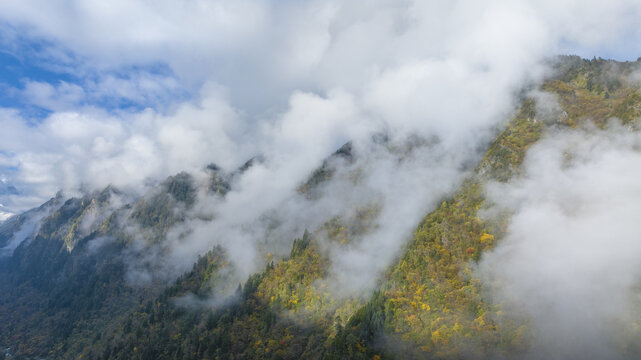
[0,38,190,118]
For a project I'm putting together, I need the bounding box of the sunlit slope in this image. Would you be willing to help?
[332,56,641,359]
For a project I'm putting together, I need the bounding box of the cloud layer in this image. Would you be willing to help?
[2,0,641,299]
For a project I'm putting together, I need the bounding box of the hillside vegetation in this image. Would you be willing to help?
[1,56,641,359]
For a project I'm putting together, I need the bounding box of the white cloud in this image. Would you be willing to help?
[21,80,85,111]
[0,0,623,110]
[480,123,641,358]
[1,0,641,300]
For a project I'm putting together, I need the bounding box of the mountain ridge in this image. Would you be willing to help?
[2,56,641,359]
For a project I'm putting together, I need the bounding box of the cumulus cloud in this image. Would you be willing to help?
[2,0,640,112]
[480,123,641,359]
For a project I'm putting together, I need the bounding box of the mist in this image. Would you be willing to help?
[1,0,641,309]
[480,122,641,359]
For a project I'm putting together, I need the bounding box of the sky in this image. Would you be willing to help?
[0,0,640,215]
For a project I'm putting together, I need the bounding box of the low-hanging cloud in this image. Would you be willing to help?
[2,0,641,303]
[480,123,641,359]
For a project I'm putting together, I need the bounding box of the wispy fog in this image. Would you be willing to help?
[480,122,641,359]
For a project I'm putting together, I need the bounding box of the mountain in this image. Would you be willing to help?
[2,56,641,359]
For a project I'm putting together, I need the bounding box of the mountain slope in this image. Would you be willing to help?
[2,56,641,359]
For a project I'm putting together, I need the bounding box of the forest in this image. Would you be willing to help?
[2,57,641,359]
